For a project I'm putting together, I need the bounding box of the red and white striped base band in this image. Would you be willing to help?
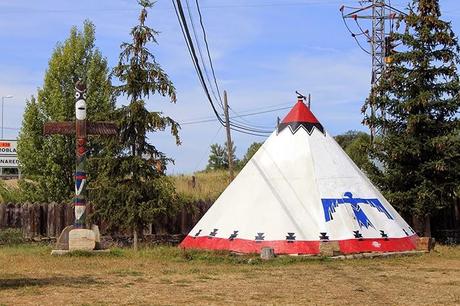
[180,235,418,255]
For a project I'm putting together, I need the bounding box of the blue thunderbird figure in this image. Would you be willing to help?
[322,192,393,229]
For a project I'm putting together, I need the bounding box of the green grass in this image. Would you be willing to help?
[0,179,21,204]
[0,228,24,245]
[0,244,459,305]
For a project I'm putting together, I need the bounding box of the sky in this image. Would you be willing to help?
[0,0,459,174]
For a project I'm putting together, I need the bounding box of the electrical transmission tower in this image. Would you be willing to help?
[340,0,405,139]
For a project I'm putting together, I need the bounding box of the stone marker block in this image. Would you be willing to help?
[69,229,96,251]
[416,237,436,252]
[319,241,341,257]
[260,247,275,260]
[55,225,74,250]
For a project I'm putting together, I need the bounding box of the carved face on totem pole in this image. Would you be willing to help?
[75,89,87,120]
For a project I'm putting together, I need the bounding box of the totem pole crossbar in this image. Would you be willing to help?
[43,81,117,229]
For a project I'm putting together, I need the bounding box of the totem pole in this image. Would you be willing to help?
[44,80,117,241]
[74,81,89,228]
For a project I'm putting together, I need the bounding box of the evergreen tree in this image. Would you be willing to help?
[92,0,180,250]
[368,0,460,235]
[17,21,114,202]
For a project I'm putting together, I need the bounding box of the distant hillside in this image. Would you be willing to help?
[172,170,233,202]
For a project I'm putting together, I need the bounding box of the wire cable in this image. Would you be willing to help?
[195,0,224,106]
[172,0,226,125]
[185,0,221,106]
[173,0,283,137]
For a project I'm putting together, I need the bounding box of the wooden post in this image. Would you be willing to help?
[223,90,234,180]
[23,203,32,239]
[47,202,56,238]
[14,203,21,228]
[0,203,5,229]
[260,247,275,260]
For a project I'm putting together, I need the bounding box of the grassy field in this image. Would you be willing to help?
[172,170,232,202]
[0,172,232,204]
[0,244,458,305]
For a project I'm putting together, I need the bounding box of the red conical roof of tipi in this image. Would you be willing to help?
[281,99,320,124]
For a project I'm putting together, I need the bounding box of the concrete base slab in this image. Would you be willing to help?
[51,249,111,256]
[331,250,426,260]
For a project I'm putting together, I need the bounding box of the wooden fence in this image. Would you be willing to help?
[1,201,459,244]
[0,201,212,240]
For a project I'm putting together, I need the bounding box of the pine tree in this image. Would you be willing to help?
[92,0,180,250]
[368,0,460,235]
[17,21,114,202]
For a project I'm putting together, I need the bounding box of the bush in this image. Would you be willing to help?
[0,228,24,245]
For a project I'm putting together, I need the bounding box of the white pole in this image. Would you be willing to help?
[1,95,13,139]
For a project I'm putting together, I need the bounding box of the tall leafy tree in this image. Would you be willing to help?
[206,143,226,171]
[206,141,238,171]
[368,0,460,235]
[238,142,263,169]
[92,0,180,250]
[334,131,372,172]
[17,21,114,202]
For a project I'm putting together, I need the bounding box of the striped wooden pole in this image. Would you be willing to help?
[74,81,87,228]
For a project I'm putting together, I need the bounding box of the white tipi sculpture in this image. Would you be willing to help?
[181,95,417,255]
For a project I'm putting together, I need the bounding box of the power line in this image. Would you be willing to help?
[186,0,271,133]
[184,0,221,105]
[180,105,291,126]
[195,0,224,105]
[179,101,293,123]
[172,0,226,125]
[0,1,348,14]
[173,0,273,137]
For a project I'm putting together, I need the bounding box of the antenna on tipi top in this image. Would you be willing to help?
[295,91,311,108]
[296,90,306,100]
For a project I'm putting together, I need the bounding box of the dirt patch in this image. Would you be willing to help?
[0,245,458,305]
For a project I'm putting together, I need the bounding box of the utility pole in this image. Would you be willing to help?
[223,90,234,180]
[340,0,404,141]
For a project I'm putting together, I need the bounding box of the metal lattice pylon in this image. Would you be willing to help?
[340,0,405,139]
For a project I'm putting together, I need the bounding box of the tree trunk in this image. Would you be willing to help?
[133,227,138,251]
[424,214,431,237]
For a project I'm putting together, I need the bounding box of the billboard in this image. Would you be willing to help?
[0,140,18,168]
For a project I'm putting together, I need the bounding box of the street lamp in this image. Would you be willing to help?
[1,95,13,139]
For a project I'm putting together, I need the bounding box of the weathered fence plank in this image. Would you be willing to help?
[0,203,6,228]
[4,200,215,240]
[22,203,32,239]
[47,202,56,238]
